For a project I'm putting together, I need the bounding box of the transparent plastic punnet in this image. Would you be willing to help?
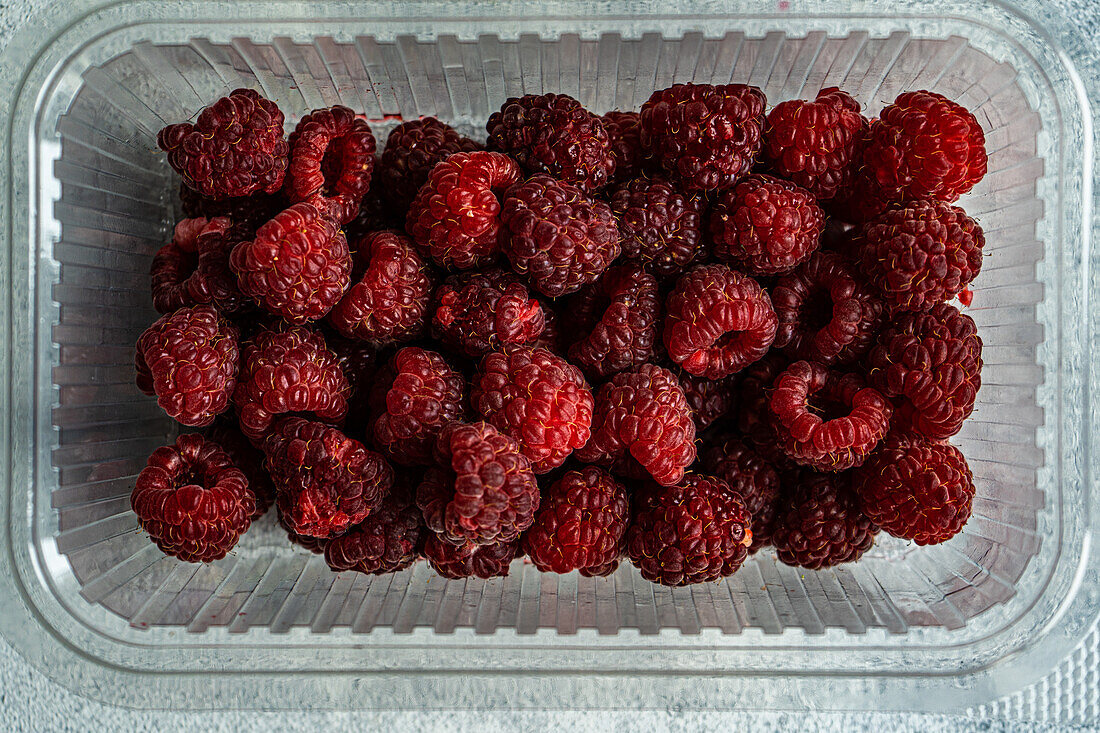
[0,0,1096,718]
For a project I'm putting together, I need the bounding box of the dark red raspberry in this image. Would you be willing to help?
[206,418,274,520]
[769,361,892,471]
[602,110,649,184]
[130,433,255,562]
[639,83,766,193]
[487,93,615,193]
[158,88,288,200]
[263,417,393,538]
[864,90,987,203]
[423,534,519,579]
[177,183,285,234]
[500,174,621,297]
[576,363,696,486]
[233,326,349,441]
[284,106,376,224]
[152,216,252,316]
[677,371,738,432]
[431,269,545,358]
[406,151,521,270]
[151,218,213,313]
[867,303,983,440]
[344,179,403,244]
[858,200,985,313]
[819,219,861,261]
[327,231,432,344]
[324,482,425,574]
[378,117,482,211]
[135,305,239,427]
[734,352,796,469]
[326,333,377,434]
[771,251,884,366]
[663,264,777,379]
[626,475,752,586]
[522,467,629,575]
[763,87,867,202]
[702,434,781,551]
[416,421,539,545]
[773,470,876,569]
[282,514,327,554]
[566,264,659,380]
[190,218,254,314]
[710,174,825,276]
[609,177,706,279]
[371,347,466,466]
[230,201,351,324]
[470,347,593,473]
[531,300,567,355]
[856,432,974,545]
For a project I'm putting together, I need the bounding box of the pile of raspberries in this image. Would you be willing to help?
[130,82,987,586]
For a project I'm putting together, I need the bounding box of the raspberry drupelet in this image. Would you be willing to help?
[284,105,376,225]
[772,470,877,569]
[701,433,782,551]
[565,263,660,380]
[423,535,519,579]
[378,117,482,212]
[431,269,545,358]
[324,481,425,574]
[609,177,707,279]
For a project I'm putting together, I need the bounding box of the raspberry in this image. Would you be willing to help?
[206,418,274,519]
[864,90,987,203]
[609,177,706,278]
[406,151,521,269]
[423,534,519,579]
[487,93,615,193]
[130,433,255,562]
[769,361,893,471]
[677,371,738,432]
[230,201,351,324]
[177,184,284,234]
[416,421,539,545]
[326,333,377,434]
[371,347,466,466]
[151,218,211,313]
[345,180,402,244]
[158,88,288,200]
[263,417,393,538]
[867,303,983,440]
[233,326,349,441]
[327,231,432,344]
[431,269,545,358]
[762,87,867,201]
[531,300,567,355]
[282,514,327,554]
[565,264,659,380]
[135,305,239,427]
[735,352,796,469]
[710,174,825,276]
[378,117,482,211]
[639,83,766,193]
[576,363,696,486]
[626,475,752,586]
[152,216,253,316]
[602,110,648,184]
[500,174,621,297]
[701,434,781,551]
[771,251,884,366]
[521,467,629,575]
[773,471,877,569]
[284,105,376,224]
[662,264,777,379]
[470,347,593,473]
[324,482,425,574]
[858,200,985,313]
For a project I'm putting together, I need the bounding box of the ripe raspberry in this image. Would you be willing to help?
[282,514,327,554]
[431,269,545,358]
[735,352,796,469]
[576,363,696,486]
[773,471,877,569]
[662,264,777,379]
[626,475,752,586]
[500,174,621,297]
[858,200,985,313]
[867,303,983,440]
[565,264,659,380]
[158,88,288,200]
[135,305,239,428]
[152,217,253,316]
[130,433,255,562]
[230,201,351,324]
[609,177,706,278]
[521,467,629,575]
[371,347,466,466]
[710,174,825,276]
[406,151,520,269]
[771,251,884,366]
[326,332,377,434]
[263,417,393,538]
[701,434,781,551]
[206,418,274,519]
[769,361,892,471]
[177,183,284,234]
[284,105,376,224]
[327,231,432,344]
[152,218,211,313]
[344,180,402,243]
[378,117,482,211]
[233,326,349,441]
[470,347,593,473]
[602,110,648,184]
[416,421,539,546]
[531,300,567,355]
[423,534,519,579]
[324,483,425,574]
[639,83,766,193]
[864,90,987,203]
[677,371,738,432]
[487,93,615,193]
[762,87,867,201]
[826,172,891,226]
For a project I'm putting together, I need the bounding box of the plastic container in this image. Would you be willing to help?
[0,0,1096,721]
